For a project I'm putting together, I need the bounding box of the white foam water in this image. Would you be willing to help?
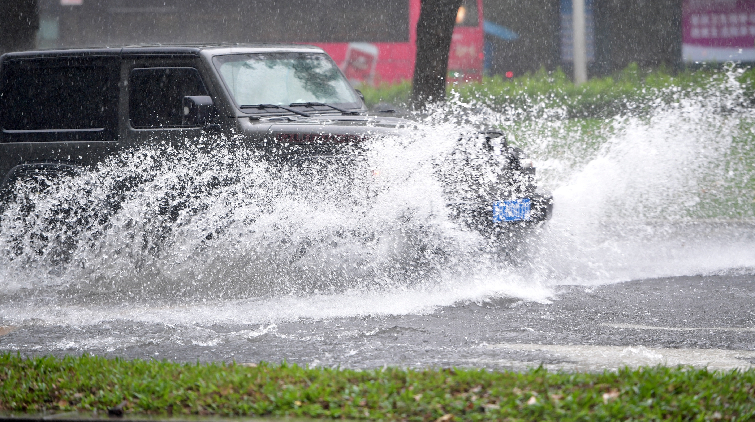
[1,71,754,328]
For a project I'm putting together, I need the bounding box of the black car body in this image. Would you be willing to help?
[0,44,551,243]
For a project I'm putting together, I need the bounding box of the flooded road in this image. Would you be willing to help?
[2,271,754,371]
[2,73,755,371]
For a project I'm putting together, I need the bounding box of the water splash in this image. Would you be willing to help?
[1,71,754,328]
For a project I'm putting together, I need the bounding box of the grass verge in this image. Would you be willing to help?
[1,354,754,420]
[359,64,755,119]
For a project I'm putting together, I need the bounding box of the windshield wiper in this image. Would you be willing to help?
[240,104,311,117]
[289,102,360,115]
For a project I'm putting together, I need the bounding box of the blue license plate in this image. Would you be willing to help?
[493,199,531,222]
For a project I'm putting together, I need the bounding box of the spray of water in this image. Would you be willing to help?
[1,70,754,328]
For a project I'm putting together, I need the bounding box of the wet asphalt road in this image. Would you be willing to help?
[2,272,755,371]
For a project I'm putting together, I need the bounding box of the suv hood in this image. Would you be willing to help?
[240,113,416,141]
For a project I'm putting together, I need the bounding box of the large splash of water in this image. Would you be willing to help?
[1,72,754,327]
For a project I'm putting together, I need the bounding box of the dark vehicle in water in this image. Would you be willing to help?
[0,44,551,251]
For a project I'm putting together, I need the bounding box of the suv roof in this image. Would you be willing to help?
[1,44,326,60]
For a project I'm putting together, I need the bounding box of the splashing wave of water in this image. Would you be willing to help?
[1,73,754,327]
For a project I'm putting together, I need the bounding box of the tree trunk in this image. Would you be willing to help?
[0,0,39,55]
[411,0,462,109]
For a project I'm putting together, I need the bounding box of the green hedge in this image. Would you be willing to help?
[359,64,755,119]
[2,353,755,420]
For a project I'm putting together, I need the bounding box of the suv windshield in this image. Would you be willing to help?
[213,53,360,111]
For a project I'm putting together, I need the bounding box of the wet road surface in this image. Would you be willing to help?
[2,272,754,371]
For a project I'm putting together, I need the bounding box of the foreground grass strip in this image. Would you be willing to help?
[1,354,754,420]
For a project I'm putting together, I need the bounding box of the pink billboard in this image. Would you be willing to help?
[683,0,755,62]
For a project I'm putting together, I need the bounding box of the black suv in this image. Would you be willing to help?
[0,44,551,240]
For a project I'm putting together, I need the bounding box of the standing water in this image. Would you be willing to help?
[1,70,754,363]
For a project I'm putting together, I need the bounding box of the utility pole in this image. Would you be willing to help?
[572,0,587,84]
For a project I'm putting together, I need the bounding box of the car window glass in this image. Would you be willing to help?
[214,53,358,107]
[129,67,208,129]
[0,61,116,131]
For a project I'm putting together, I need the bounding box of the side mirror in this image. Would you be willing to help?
[182,96,215,127]
[354,89,365,103]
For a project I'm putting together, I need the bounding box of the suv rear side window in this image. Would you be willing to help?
[0,58,118,132]
[129,67,208,128]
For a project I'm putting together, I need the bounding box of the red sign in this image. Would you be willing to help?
[342,43,379,85]
[683,0,755,62]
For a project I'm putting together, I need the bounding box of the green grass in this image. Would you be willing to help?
[2,354,755,420]
[359,80,413,110]
[359,64,755,119]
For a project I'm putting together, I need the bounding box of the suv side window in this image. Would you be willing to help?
[129,67,208,129]
[0,57,119,141]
